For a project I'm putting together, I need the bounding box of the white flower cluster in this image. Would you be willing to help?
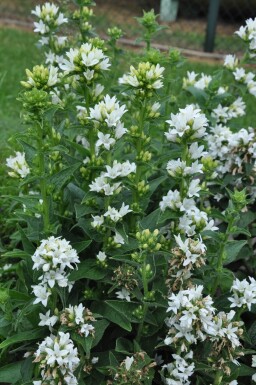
[33,331,79,385]
[160,189,217,236]
[6,151,30,179]
[224,54,238,70]
[161,114,217,235]
[229,277,256,311]
[174,234,206,267]
[31,236,80,306]
[235,17,256,58]
[60,43,110,81]
[60,304,95,337]
[89,95,127,151]
[165,104,208,143]
[183,71,212,90]
[162,351,195,385]
[165,285,242,351]
[91,203,131,225]
[89,160,136,195]
[211,97,246,124]
[207,124,256,176]
[119,61,165,93]
[232,67,256,97]
[32,2,68,35]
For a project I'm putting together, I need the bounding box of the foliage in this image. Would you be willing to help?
[1,3,256,385]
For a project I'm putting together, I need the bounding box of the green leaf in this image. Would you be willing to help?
[20,357,34,383]
[224,240,247,265]
[238,210,256,228]
[18,226,36,255]
[187,85,208,103]
[9,290,31,302]
[139,208,161,231]
[148,176,167,196]
[75,203,97,218]
[109,351,119,368]
[68,259,107,281]
[2,250,30,260]
[47,162,81,191]
[71,332,93,355]
[158,210,180,224]
[115,337,133,354]
[247,321,256,346]
[105,301,139,322]
[18,140,37,166]
[0,328,45,350]
[92,319,110,348]
[72,240,92,253]
[0,361,23,384]
[93,302,132,332]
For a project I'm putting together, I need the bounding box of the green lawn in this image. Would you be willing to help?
[0,28,43,142]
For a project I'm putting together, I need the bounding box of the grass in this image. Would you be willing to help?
[0,28,43,142]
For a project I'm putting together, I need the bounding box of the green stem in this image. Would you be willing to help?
[136,259,149,342]
[212,216,236,295]
[37,122,50,235]
[213,370,223,385]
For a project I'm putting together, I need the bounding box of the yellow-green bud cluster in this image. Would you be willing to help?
[107,26,123,41]
[80,156,104,178]
[136,180,150,196]
[106,236,122,249]
[138,9,159,33]
[21,65,58,91]
[88,37,107,51]
[202,156,218,178]
[21,89,51,113]
[139,263,153,279]
[52,128,61,142]
[136,229,161,252]
[73,6,94,20]
[231,188,248,211]
[136,150,152,162]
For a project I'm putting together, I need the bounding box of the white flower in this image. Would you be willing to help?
[187,179,201,198]
[96,251,107,262]
[6,151,30,178]
[116,288,131,302]
[96,132,116,150]
[159,189,181,212]
[91,215,104,228]
[39,310,58,327]
[104,203,132,222]
[114,231,125,245]
[124,356,134,371]
[165,105,208,143]
[32,284,51,307]
[224,54,238,70]
[34,20,49,34]
[80,323,95,337]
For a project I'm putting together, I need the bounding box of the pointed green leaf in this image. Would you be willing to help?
[68,259,107,281]
[224,240,247,265]
[48,162,81,191]
[0,328,45,350]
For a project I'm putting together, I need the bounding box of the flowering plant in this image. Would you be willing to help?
[1,3,256,385]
